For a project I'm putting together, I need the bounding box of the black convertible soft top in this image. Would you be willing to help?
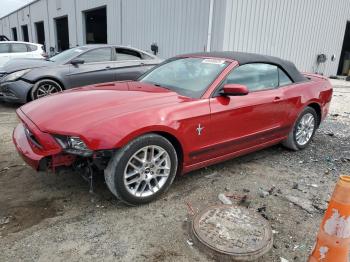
[183,51,307,83]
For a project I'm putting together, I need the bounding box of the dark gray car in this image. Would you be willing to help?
[0,45,162,103]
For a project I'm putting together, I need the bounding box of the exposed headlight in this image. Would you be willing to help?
[55,135,93,156]
[1,69,31,83]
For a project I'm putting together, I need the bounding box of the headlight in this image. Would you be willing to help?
[1,69,31,83]
[54,135,93,156]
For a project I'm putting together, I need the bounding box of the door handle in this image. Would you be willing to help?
[105,66,111,70]
[273,96,281,102]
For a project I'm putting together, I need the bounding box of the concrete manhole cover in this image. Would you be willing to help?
[192,205,273,261]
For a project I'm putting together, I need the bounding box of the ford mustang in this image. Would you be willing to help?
[12,52,333,205]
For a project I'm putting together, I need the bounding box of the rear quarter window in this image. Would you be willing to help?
[278,68,293,86]
[27,44,38,51]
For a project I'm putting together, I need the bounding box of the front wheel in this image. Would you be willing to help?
[282,107,318,150]
[104,134,178,206]
[31,79,63,100]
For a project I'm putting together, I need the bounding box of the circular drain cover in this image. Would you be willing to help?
[192,205,273,261]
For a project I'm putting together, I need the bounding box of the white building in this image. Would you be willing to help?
[0,0,350,76]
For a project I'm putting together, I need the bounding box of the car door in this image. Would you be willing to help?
[206,63,292,159]
[113,48,155,81]
[68,47,116,88]
[0,43,11,67]
[10,43,30,60]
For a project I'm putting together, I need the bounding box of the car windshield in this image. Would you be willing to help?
[49,47,88,63]
[139,57,229,98]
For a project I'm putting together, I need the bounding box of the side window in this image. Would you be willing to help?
[141,53,154,60]
[115,48,142,61]
[27,44,38,51]
[225,63,279,91]
[0,43,10,53]
[11,43,28,53]
[79,48,112,63]
[279,68,293,86]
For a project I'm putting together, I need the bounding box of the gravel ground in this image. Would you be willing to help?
[0,80,349,262]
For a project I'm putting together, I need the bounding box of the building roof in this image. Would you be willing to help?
[182,51,307,83]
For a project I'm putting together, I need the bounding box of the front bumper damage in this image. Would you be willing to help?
[0,80,33,103]
[13,122,76,171]
[13,109,114,172]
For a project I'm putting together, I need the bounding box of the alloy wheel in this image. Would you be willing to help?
[295,113,315,146]
[34,81,62,99]
[123,145,171,198]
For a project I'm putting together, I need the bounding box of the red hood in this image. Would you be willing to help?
[19,81,186,134]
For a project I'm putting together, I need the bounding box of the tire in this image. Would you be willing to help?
[104,133,178,206]
[282,107,318,151]
[31,79,63,100]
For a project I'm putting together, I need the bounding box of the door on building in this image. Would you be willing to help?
[84,7,107,44]
[338,21,350,76]
[21,25,29,42]
[11,28,18,41]
[55,16,69,52]
[35,21,45,48]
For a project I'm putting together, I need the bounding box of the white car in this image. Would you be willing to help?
[0,41,46,67]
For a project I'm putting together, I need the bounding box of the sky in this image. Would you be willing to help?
[0,0,33,18]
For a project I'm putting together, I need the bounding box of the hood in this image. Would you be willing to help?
[20,81,189,134]
[3,58,55,73]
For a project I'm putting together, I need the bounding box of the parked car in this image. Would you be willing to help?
[0,41,46,68]
[0,45,161,103]
[13,52,333,205]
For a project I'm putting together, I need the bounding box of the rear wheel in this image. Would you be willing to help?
[104,134,178,205]
[282,107,318,150]
[31,79,63,100]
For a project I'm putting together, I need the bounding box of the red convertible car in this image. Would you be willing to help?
[13,52,333,205]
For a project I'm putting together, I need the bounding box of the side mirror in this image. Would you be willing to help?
[70,58,85,66]
[221,84,249,96]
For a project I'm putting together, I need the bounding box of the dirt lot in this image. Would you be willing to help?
[0,80,349,262]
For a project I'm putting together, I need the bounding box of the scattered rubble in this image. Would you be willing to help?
[218,193,232,205]
[285,195,315,213]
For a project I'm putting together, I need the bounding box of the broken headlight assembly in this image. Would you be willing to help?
[54,135,93,157]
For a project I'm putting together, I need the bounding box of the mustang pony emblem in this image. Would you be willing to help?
[196,124,204,135]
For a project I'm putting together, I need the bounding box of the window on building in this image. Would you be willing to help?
[225,63,279,91]
[11,43,28,53]
[21,25,29,42]
[35,21,45,46]
[79,48,112,63]
[11,27,18,41]
[115,48,142,61]
[55,16,69,51]
[84,7,107,44]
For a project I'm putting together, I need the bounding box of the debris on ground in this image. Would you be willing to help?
[280,257,289,262]
[285,195,315,213]
[186,239,193,246]
[0,217,10,226]
[205,171,218,178]
[218,193,232,205]
[259,188,270,198]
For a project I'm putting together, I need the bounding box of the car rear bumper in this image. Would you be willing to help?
[0,80,33,103]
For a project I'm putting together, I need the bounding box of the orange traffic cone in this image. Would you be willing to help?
[309,175,350,262]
